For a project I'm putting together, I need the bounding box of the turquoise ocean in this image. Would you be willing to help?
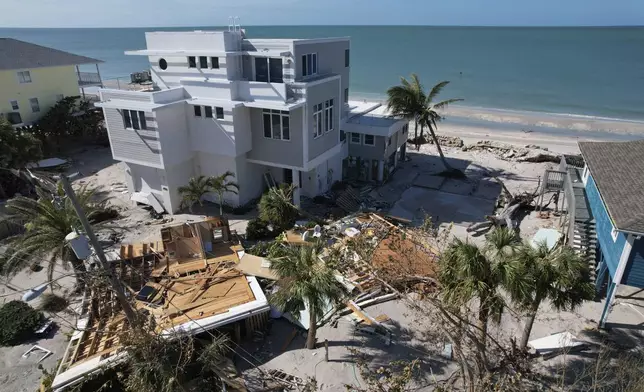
[2,26,644,124]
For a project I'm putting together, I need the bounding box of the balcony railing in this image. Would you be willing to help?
[77,72,102,86]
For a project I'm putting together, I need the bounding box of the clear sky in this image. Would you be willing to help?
[1,0,643,28]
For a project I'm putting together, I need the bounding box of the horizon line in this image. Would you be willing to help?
[2,24,644,29]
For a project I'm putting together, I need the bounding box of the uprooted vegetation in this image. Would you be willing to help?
[318,215,601,392]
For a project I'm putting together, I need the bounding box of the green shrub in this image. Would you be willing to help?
[0,300,44,346]
[246,218,273,240]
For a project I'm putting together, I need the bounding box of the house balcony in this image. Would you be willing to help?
[77,72,103,87]
[236,81,288,102]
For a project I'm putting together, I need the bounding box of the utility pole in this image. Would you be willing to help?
[59,175,138,325]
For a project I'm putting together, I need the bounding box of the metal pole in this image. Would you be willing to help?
[59,175,138,325]
[324,339,328,362]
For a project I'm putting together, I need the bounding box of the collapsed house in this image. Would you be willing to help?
[316,213,440,339]
[52,217,270,391]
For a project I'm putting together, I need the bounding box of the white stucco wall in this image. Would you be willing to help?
[156,104,193,167]
[189,104,239,157]
[196,152,241,206]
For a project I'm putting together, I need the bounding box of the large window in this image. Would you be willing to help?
[255,57,283,83]
[17,71,31,83]
[188,56,197,68]
[6,112,22,125]
[313,103,323,138]
[350,132,361,144]
[324,99,334,133]
[215,107,224,119]
[263,109,290,140]
[29,98,40,113]
[364,134,375,146]
[204,106,213,118]
[301,53,318,77]
[9,100,19,110]
[199,56,208,69]
[211,57,219,69]
[269,58,283,83]
[345,49,350,67]
[255,57,268,82]
[122,109,147,130]
[194,105,202,117]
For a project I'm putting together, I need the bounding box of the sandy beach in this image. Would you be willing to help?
[351,93,644,153]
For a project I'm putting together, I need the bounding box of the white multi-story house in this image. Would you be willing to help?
[97,28,408,213]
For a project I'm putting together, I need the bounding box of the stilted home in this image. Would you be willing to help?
[576,140,644,326]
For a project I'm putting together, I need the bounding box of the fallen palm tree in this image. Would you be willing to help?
[467,177,541,233]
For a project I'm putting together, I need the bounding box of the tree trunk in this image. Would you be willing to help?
[218,191,224,216]
[476,299,490,373]
[306,308,318,349]
[413,119,419,150]
[416,123,423,151]
[428,127,452,170]
[519,298,541,350]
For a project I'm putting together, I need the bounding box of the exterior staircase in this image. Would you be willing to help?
[571,219,598,283]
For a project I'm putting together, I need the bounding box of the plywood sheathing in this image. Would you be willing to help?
[62,217,264,374]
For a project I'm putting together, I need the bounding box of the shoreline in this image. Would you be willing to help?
[351,92,644,136]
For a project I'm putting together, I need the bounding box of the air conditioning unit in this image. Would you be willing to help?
[130,72,143,83]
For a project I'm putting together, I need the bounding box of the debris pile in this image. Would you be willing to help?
[463,141,564,163]
[320,213,440,335]
[335,185,390,214]
[426,135,465,148]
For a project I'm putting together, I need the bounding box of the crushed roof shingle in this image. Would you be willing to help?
[0,38,102,70]
[578,140,644,234]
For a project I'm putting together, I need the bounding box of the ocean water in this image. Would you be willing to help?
[2,26,644,121]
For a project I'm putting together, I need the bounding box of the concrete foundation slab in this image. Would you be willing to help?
[389,187,496,227]
[440,178,476,195]
[412,174,445,190]
[471,179,502,201]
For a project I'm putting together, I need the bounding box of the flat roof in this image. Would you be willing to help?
[343,102,407,137]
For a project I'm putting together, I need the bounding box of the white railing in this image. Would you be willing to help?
[77,72,102,86]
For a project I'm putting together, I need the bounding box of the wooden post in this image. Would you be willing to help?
[95,63,104,87]
[324,339,329,362]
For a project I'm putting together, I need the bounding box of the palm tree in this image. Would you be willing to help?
[514,241,595,349]
[0,184,112,290]
[258,184,324,231]
[258,184,300,231]
[178,176,212,213]
[209,171,239,216]
[386,74,462,170]
[270,244,347,349]
[438,228,528,368]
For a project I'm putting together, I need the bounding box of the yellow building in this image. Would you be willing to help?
[0,38,103,125]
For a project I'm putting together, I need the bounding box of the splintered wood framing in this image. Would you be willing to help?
[61,217,264,373]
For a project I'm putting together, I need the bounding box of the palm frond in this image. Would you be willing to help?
[269,244,347,321]
[426,80,450,104]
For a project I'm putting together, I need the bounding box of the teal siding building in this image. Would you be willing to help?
[579,141,644,327]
